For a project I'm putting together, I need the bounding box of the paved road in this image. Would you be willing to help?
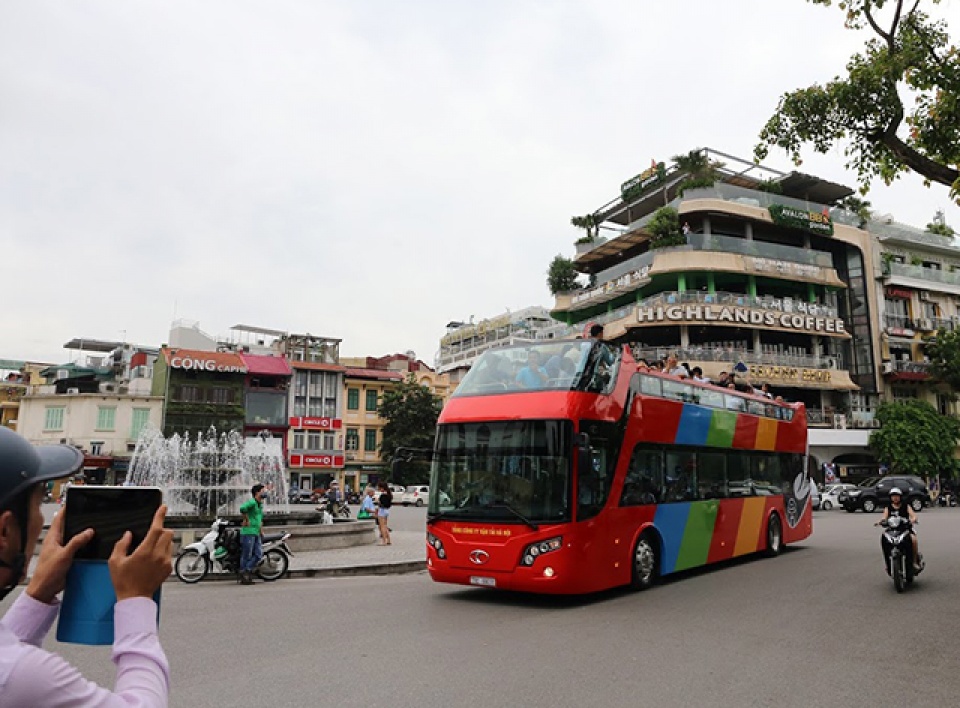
[7,508,960,708]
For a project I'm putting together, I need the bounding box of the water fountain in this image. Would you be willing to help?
[128,426,375,551]
[128,427,289,518]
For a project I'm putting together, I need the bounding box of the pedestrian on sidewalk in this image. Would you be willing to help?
[239,483,266,585]
[376,481,393,546]
[0,427,173,707]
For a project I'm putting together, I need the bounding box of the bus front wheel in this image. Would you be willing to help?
[764,513,783,557]
[631,533,659,591]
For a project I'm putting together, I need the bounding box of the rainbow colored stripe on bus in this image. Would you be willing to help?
[651,497,792,575]
[633,396,807,454]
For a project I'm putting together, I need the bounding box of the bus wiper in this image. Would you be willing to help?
[427,509,461,524]
[485,503,539,531]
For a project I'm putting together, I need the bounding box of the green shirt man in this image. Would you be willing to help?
[240,491,264,536]
[239,484,266,584]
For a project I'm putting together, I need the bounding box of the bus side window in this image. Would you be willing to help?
[620,446,663,507]
[640,375,661,396]
[725,394,745,412]
[698,452,727,499]
[665,449,698,502]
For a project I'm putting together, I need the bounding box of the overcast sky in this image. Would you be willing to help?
[2,0,957,366]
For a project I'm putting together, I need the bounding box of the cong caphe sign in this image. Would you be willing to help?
[169,356,247,373]
[637,304,846,334]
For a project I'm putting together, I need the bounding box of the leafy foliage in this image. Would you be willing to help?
[757,178,785,194]
[379,374,442,484]
[926,220,955,236]
[647,206,687,249]
[840,195,873,226]
[547,254,582,295]
[924,326,960,389]
[869,399,960,477]
[570,213,601,241]
[756,1,960,202]
[673,149,724,195]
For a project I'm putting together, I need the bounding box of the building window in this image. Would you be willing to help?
[96,406,116,431]
[90,441,104,455]
[307,398,323,417]
[365,390,378,412]
[323,432,335,451]
[892,386,918,402]
[307,432,322,450]
[346,428,359,451]
[293,397,306,417]
[347,388,359,410]
[209,387,234,405]
[921,301,938,320]
[176,385,200,402]
[364,429,377,452]
[44,406,65,431]
[937,394,953,416]
[131,408,151,440]
[293,431,305,450]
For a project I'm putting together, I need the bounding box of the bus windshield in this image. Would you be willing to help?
[453,341,619,397]
[429,420,573,523]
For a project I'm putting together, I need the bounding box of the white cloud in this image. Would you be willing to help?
[1,0,956,365]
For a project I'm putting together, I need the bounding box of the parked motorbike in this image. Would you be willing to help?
[937,491,957,507]
[315,497,350,519]
[175,519,293,584]
[879,516,923,593]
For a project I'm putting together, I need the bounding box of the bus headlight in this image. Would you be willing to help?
[520,537,562,567]
[427,532,446,560]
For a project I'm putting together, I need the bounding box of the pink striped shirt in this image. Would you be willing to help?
[0,592,169,707]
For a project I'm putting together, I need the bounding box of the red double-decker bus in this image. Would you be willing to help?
[424,340,813,594]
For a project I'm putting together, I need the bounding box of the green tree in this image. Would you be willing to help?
[673,149,724,195]
[547,254,582,295]
[926,220,955,236]
[924,326,960,389]
[570,213,601,243]
[869,399,960,477]
[840,195,874,226]
[379,374,443,484]
[646,206,687,249]
[756,1,960,202]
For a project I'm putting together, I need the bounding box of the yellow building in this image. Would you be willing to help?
[0,361,52,431]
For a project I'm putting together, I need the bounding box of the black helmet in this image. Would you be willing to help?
[0,427,83,510]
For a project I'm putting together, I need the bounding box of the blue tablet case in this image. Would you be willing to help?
[56,560,161,645]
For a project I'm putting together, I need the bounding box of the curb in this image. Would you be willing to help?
[165,560,427,584]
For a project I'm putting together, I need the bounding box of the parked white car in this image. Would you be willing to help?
[388,484,405,498]
[402,485,430,507]
[820,483,858,511]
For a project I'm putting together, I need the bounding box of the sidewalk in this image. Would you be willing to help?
[174,529,427,583]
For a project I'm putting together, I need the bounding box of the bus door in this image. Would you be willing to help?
[576,420,621,572]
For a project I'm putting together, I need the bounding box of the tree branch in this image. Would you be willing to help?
[863,1,892,45]
[873,130,960,187]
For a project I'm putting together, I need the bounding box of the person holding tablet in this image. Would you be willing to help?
[0,427,173,707]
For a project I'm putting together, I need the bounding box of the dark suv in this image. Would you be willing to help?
[839,475,930,513]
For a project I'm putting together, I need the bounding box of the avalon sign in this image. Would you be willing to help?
[637,304,847,334]
[768,204,834,236]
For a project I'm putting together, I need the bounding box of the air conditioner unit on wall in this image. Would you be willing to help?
[881,362,894,374]
[919,291,933,302]
[66,388,79,394]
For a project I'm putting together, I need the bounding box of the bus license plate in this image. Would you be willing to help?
[470,576,496,587]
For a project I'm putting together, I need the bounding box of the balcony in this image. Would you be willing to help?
[883,359,930,381]
[885,262,960,294]
[632,346,842,371]
[872,220,960,256]
[883,314,959,334]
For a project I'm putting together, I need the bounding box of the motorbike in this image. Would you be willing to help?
[174,518,293,584]
[315,497,350,519]
[879,516,923,593]
[937,491,957,507]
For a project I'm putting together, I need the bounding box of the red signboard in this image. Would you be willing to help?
[288,417,342,430]
[289,454,345,468]
[885,287,913,299]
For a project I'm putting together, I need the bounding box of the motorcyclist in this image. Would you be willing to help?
[875,487,921,572]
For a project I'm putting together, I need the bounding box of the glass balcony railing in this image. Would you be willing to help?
[871,220,960,252]
[636,290,839,318]
[887,262,960,287]
[631,346,843,371]
[591,232,836,288]
[674,184,863,227]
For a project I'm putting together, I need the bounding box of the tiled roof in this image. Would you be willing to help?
[239,354,292,376]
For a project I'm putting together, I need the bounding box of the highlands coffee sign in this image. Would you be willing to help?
[637,304,847,334]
